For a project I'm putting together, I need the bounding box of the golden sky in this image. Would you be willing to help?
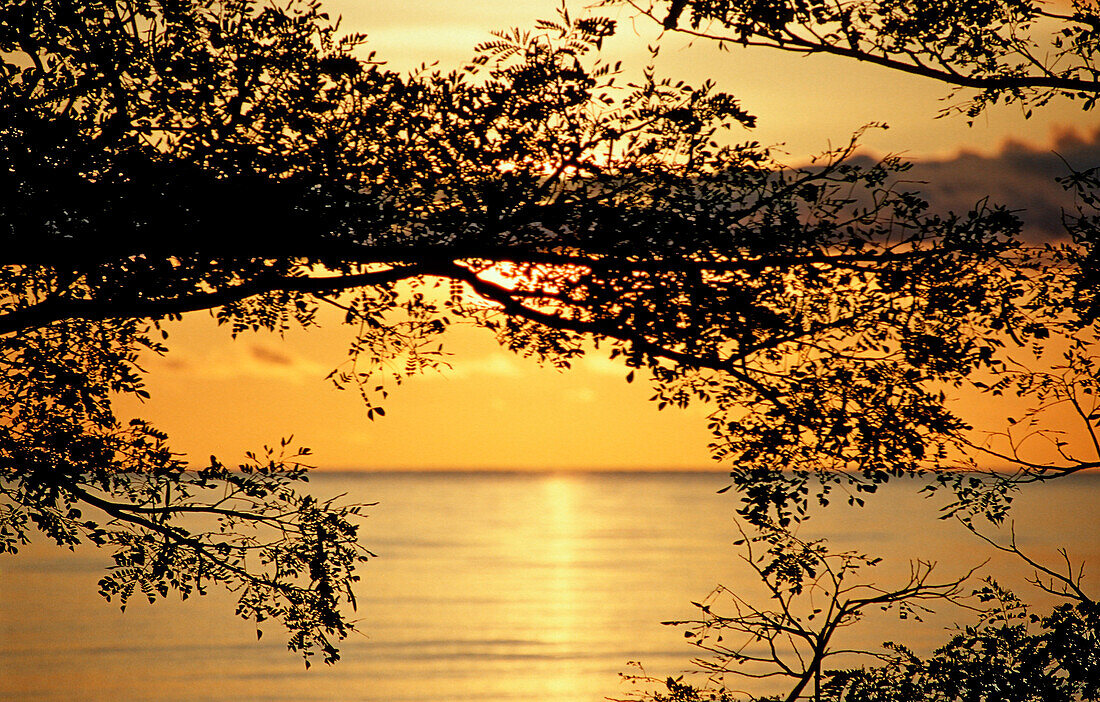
[338,0,1091,159]
[120,310,715,470]
[117,0,1099,471]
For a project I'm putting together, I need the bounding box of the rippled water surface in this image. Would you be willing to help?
[2,471,1097,701]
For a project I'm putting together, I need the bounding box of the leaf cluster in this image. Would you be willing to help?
[0,312,373,664]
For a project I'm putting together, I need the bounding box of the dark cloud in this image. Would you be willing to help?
[859,127,1100,242]
[249,344,294,366]
[162,357,189,371]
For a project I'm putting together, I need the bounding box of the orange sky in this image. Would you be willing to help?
[340,0,1090,159]
[117,309,716,470]
[117,0,1099,471]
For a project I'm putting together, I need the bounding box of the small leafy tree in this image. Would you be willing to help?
[619,526,1099,702]
[617,522,978,702]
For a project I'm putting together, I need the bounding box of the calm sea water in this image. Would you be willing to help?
[1,471,1097,702]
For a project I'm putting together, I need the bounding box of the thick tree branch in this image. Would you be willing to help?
[0,266,425,336]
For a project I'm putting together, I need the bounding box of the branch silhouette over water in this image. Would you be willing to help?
[613,0,1100,698]
[2,0,1099,673]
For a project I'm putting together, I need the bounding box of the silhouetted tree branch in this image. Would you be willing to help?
[618,521,1099,702]
[616,521,982,702]
[623,0,1100,120]
[609,3,1100,696]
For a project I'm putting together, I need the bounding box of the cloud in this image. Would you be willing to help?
[249,344,294,366]
[579,355,633,377]
[152,341,329,384]
[857,126,1100,241]
[564,387,598,403]
[434,352,525,380]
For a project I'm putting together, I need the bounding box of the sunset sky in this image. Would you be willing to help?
[118,0,1100,471]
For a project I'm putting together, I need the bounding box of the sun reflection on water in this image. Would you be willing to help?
[534,475,587,698]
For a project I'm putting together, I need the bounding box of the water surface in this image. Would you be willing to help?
[2,471,1096,701]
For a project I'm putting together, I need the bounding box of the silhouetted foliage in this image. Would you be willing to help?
[626,0,1100,120]
[823,552,1100,702]
[0,0,1088,666]
[625,0,1100,320]
[638,522,976,701]
[613,2,1100,700]
[617,523,1099,702]
[615,0,1100,523]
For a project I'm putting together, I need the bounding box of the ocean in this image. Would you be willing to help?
[2,471,1097,701]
